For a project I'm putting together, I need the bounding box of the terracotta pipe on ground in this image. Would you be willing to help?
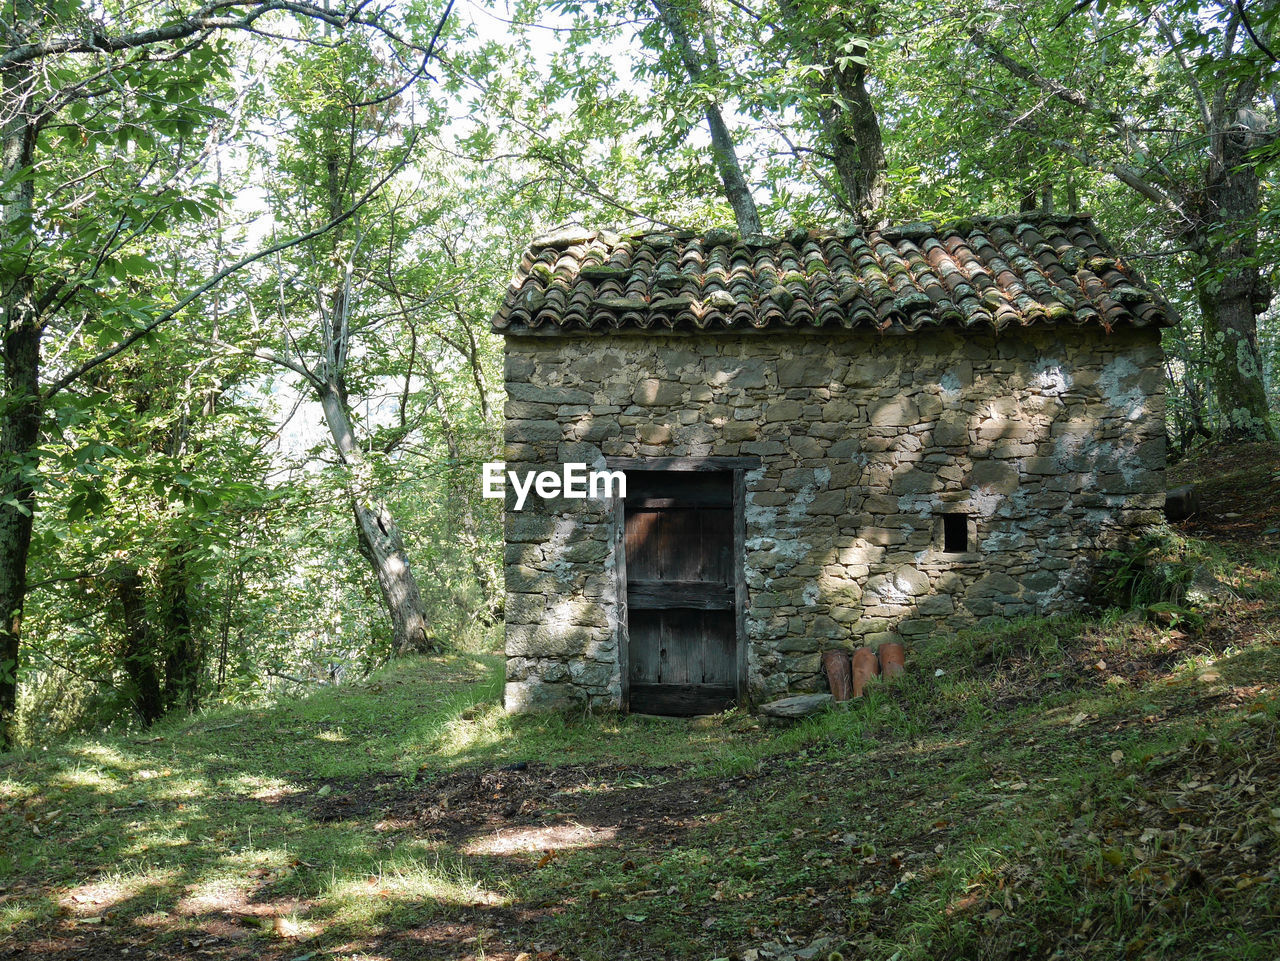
[851,646,880,697]
[822,650,853,701]
[878,642,906,679]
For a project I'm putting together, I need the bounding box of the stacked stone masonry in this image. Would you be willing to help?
[502,327,1166,712]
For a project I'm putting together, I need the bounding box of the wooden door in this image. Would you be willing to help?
[623,471,738,715]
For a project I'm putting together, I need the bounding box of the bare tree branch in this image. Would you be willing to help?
[1235,0,1278,65]
[966,28,1192,222]
[200,333,320,383]
[1,0,423,71]
[44,135,415,399]
[1152,11,1214,132]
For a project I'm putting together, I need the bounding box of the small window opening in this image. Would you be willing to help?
[942,513,968,554]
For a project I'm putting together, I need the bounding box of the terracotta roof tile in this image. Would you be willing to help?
[492,214,1174,334]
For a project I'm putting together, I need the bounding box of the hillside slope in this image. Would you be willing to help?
[2,445,1278,960]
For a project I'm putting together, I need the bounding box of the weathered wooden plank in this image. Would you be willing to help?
[660,610,685,684]
[702,507,732,583]
[624,509,662,581]
[626,493,731,509]
[700,609,736,686]
[628,682,737,717]
[669,508,700,580]
[625,471,734,507]
[627,611,663,684]
[626,581,734,610]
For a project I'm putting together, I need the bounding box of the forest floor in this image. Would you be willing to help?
[3,444,1279,960]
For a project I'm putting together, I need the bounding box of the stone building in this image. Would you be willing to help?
[491,214,1171,715]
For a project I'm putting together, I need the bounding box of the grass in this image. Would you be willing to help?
[3,450,1280,959]
[4,605,1275,960]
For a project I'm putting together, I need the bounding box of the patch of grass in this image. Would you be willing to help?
[5,518,1280,958]
[950,613,1086,668]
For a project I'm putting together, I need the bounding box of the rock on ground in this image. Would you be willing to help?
[759,693,833,718]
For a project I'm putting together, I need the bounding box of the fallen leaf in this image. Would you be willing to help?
[273,917,303,938]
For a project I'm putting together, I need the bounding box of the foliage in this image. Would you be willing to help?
[1092,528,1211,637]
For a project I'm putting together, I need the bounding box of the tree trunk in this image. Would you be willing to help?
[351,499,435,655]
[778,1,886,221]
[704,109,763,235]
[821,40,886,220]
[0,323,40,748]
[216,553,244,690]
[0,24,40,747]
[1198,127,1275,442]
[317,384,434,656]
[113,566,165,724]
[649,0,762,234]
[160,554,199,713]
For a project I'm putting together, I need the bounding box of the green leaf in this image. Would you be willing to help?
[120,254,155,275]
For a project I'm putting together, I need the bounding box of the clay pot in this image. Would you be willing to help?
[851,646,880,697]
[822,650,853,702]
[878,642,906,679]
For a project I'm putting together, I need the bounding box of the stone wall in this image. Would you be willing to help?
[501,327,1166,711]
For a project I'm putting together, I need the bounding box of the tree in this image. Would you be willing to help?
[237,42,447,656]
[0,0,444,747]
[511,0,893,230]
[957,0,1277,440]
[24,329,278,731]
[767,0,887,220]
[647,0,763,232]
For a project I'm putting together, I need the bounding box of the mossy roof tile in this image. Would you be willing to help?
[493,214,1174,333]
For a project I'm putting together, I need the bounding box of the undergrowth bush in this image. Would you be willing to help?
[1094,526,1205,629]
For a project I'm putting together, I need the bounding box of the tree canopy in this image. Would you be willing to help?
[1,0,1276,744]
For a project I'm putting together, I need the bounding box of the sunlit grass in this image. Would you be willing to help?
[323,854,502,921]
[0,903,43,931]
[60,866,180,915]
